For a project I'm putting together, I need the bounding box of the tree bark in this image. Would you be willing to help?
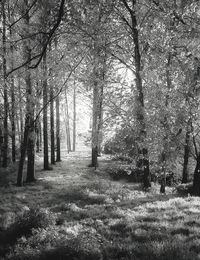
[17,117,29,186]
[16,0,35,184]
[50,83,55,164]
[2,0,8,168]
[64,88,71,153]
[182,120,191,183]
[18,78,24,143]
[192,154,200,196]
[0,126,3,166]
[43,51,50,170]
[56,95,61,162]
[73,82,76,152]
[10,33,16,163]
[91,80,99,168]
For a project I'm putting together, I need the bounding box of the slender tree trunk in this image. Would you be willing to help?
[26,124,35,182]
[35,78,41,153]
[18,78,24,142]
[73,83,76,152]
[50,83,55,164]
[91,80,99,168]
[160,54,172,193]
[17,117,29,186]
[10,28,16,163]
[56,95,61,162]
[16,0,36,184]
[121,0,151,188]
[36,122,40,153]
[0,126,3,166]
[64,89,71,153]
[43,51,50,170]
[16,110,21,144]
[2,1,8,168]
[97,68,104,156]
[192,154,200,196]
[182,120,191,183]
[26,73,35,182]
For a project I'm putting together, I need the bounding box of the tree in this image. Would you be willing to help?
[17,0,35,185]
[2,0,8,168]
[119,0,151,188]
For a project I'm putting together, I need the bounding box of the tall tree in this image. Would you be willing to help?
[17,0,35,185]
[2,0,8,168]
[120,0,151,188]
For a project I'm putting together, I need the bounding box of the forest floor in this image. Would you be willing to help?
[1,146,200,259]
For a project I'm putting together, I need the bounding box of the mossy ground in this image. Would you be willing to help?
[0,149,200,259]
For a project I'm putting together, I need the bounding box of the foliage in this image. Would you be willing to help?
[0,207,56,246]
[104,126,137,157]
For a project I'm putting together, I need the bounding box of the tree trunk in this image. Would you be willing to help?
[56,95,61,162]
[97,68,104,156]
[16,0,36,184]
[90,35,106,168]
[26,72,35,182]
[17,117,29,186]
[36,121,40,153]
[18,78,24,142]
[182,123,190,183]
[26,124,35,182]
[0,126,3,166]
[192,154,200,196]
[10,28,16,163]
[2,0,8,168]
[43,51,50,170]
[160,54,172,193]
[50,83,55,164]
[64,89,71,153]
[73,83,76,152]
[91,80,99,168]
[121,0,151,188]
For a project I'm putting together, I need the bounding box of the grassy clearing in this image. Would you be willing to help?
[0,151,200,259]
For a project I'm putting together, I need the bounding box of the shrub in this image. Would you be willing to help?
[176,183,193,195]
[103,127,137,157]
[0,207,56,246]
[111,154,133,163]
[108,166,143,183]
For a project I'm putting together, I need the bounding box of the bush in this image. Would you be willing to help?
[176,183,193,195]
[0,207,56,246]
[108,166,143,183]
[103,127,137,157]
[111,154,133,164]
[7,226,103,260]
